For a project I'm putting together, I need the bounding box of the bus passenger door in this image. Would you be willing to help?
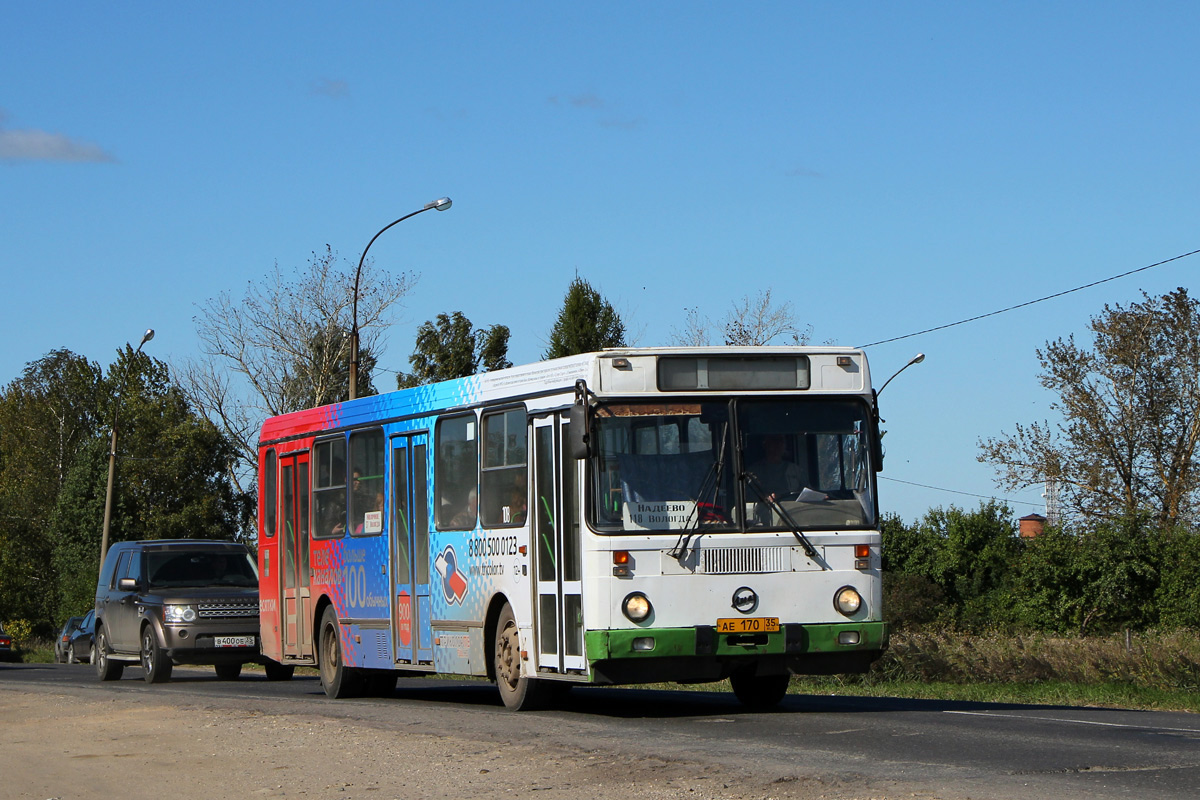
[280,452,312,657]
[532,415,585,674]
[391,434,432,665]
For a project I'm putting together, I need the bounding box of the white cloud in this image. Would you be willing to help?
[0,113,116,163]
[311,79,350,99]
[785,165,824,179]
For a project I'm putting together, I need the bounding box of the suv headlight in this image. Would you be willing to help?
[164,604,198,624]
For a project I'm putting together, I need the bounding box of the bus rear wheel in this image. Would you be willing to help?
[318,605,363,699]
[493,603,556,711]
[730,668,790,710]
[263,659,295,681]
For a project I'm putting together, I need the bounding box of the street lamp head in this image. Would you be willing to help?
[877,352,926,396]
[425,197,452,211]
[141,329,155,346]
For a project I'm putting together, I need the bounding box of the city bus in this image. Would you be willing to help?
[257,347,888,709]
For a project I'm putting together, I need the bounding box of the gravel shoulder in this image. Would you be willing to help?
[0,675,939,800]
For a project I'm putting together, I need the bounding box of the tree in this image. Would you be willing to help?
[1007,516,1161,634]
[979,288,1200,528]
[670,289,812,347]
[396,311,512,388]
[0,347,246,629]
[52,348,248,619]
[281,327,378,409]
[178,246,416,492]
[880,502,1019,631]
[544,277,626,359]
[0,350,103,628]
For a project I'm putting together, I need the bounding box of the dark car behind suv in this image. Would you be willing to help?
[93,539,261,683]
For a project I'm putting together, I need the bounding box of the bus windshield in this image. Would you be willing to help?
[589,398,876,533]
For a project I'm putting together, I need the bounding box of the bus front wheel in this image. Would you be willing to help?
[318,606,364,699]
[493,603,554,711]
[730,668,790,710]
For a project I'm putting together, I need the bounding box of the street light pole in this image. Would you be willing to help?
[876,352,926,396]
[100,328,155,568]
[349,196,452,400]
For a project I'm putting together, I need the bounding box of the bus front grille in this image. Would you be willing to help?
[702,547,788,574]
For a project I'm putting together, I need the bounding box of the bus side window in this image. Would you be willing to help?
[312,438,347,538]
[481,407,527,527]
[436,414,478,530]
[349,428,385,536]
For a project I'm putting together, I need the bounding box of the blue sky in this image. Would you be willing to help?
[3,2,1197,524]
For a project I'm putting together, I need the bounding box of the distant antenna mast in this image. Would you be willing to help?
[1042,479,1060,528]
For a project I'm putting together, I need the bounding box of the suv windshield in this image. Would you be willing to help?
[589,397,875,533]
[146,549,258,588]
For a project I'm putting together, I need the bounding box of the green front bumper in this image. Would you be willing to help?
[586,621,889,661]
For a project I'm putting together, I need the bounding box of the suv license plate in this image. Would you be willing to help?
[215,635,255,648]
[716,617,780,633]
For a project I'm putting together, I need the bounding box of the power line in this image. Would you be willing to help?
[879,475,1043,508]
[860,248,1200,348]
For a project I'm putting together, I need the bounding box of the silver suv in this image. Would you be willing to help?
[93,540,260,683]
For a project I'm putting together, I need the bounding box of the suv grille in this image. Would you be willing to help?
[198,601,258,619]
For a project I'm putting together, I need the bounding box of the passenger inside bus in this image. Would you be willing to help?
[747,434,803,503]
[449,488,477,528]
[322,495,347,537]
[508,487,527,525]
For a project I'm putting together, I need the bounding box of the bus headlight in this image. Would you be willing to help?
[622,592,652,623]
[164,604,198,624]
[834,587,862,617]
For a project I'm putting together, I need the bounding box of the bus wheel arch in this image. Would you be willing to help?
[483,593,512,684]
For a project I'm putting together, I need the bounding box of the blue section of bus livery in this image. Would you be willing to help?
[316,373,511,672]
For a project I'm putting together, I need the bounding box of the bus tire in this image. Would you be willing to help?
[214,662,242,681]
[263,659,295,681]
[94,627,124,682]
[493,603,554,711]
[730,668,790,710]
[318,606,363,699]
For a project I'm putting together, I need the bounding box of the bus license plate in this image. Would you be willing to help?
[716,617,780,633]
[214,636,255,648]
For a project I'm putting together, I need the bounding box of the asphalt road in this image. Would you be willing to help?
[4,661,1198,799]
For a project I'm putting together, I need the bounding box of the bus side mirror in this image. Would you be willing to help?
[568,403,591,459]
[872,393,884,472]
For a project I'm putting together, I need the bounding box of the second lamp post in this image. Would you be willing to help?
[349,196,452,400]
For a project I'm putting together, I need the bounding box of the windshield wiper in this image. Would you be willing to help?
[668,422,729,565]
[740,471,826,569]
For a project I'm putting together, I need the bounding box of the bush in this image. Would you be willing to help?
[882,572,945,631]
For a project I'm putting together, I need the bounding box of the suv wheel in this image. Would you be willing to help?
[94,627,124,681]
[140,627,173,683]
